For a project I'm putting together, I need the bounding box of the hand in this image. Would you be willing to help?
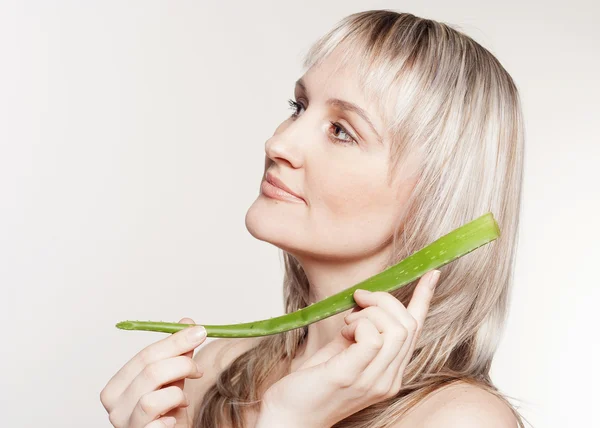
[258,270,441,428]
[100,318,207,428]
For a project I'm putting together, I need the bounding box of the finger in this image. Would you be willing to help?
[351,289,417,332]
[406,270,440,333]
[114,354,202,420]
[101,318,205,409]
[344,306,411,389]
[395,271,439,368]
[344,306,397,335]
[390,271,440,389]
[325,318,383,387]
[295,336,349,372]
[163,320,199,428]
[350,290,424,393]
[144,416,177,428]
[127,386,187,428]
[166,318,196,394]
[163,404,192,428]
[349,289,417,356]
[301,302,400,372]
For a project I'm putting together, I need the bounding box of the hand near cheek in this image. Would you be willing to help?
[258,270,441,428]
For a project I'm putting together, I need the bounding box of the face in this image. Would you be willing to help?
[245,47,420,263]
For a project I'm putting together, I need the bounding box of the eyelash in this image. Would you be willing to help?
[287,98,357,146]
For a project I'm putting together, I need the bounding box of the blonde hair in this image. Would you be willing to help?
[194,10,530,428]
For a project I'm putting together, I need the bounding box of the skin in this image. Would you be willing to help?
[100,47,426,428]
[244,46,421,369]
[255,277,440,427]
[100,46,514,428]
[245,47,516,427]
[100,319,207,428]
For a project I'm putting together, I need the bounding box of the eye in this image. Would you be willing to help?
[287,99,304,117]
[286,98,357,146]
[328,122,356,145]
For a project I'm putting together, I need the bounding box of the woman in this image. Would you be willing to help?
[100,10,527,428]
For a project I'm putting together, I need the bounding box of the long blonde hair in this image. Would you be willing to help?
[194,10,530,428]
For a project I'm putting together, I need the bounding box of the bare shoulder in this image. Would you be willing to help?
[184,336,263,416]
[392,380,518,428]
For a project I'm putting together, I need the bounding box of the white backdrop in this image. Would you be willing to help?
[1,1,598,427]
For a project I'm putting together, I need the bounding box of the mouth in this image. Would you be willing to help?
[262,172,305,203]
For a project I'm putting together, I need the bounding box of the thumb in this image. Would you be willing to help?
[177,317,197,367]
[163,317,197,427]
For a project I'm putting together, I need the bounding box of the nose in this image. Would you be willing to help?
[264,120,304,169]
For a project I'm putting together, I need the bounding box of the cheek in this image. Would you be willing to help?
[316,169,394,219]
[311,170,400,253]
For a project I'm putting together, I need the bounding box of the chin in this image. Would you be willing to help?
[244,195,306,255]
[245,196,284,243]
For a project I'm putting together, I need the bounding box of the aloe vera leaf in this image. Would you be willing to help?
[116,212,500,337]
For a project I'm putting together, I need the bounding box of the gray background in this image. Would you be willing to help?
[1,1,598,426]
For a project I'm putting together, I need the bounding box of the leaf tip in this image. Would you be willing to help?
[116,321,135,330]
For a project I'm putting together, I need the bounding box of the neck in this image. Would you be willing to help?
[290,242,393,371]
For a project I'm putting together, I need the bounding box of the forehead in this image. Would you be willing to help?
[298,48,385,134]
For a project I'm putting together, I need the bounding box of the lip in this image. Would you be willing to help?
[262,172,305,203]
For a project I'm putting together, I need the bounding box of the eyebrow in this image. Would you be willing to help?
[295,78,383,145]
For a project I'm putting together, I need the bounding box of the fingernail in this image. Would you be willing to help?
[428,270,441,289]
[355,289,370,296]
[163,416,177,427]
[187,326,207,342]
